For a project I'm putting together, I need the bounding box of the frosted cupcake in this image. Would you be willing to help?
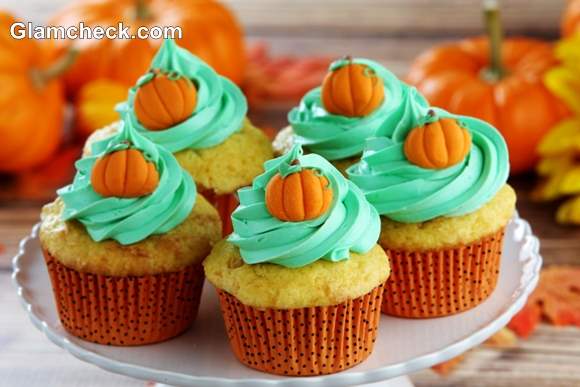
[204,145,390,376]
[40,115,221,345]
[274,57,428,174]
[348,108,516,318]
[84,39,272,234]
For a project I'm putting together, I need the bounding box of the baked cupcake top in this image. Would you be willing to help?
[204,241,388,308]
[59,114,196,245]
[116,38,247,153]
[348,108,509,223]
[228,145,380,268]
[287,57,427,161]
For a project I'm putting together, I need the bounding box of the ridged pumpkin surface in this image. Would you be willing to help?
[265,169,333,222]
[404,118,471,169]
[134,72,197,131]
[91,149,159,198]
[322,62,384,117]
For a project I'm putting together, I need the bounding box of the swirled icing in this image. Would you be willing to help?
[347,108,509,223]
[287,57,428,160]
[229,145,380,268]
[115,38,247,152]
[58,115,197,245]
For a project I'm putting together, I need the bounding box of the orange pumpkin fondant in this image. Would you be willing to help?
[265,169,333,222]
[91,148,159,198]
[134,72,197,131]
[322,59,385,117]
[404,113,471,169]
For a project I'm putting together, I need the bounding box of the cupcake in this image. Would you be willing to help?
[40,115,221,345]
[204,145,390,376]
[274,56,428,174]
[84,39,273,235]
[348,107,516,318]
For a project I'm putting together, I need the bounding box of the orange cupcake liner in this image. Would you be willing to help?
[43,250,205,346]
[381,228,505,318]
[199,189,238,236]
[216,284,385,376]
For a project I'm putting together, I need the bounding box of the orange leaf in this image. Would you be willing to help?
[508,304,542,339]
[244,42,331,109]
[509,265,580,338]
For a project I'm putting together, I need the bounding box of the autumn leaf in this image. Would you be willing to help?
[243,42,331,109]
[510,266,580,337]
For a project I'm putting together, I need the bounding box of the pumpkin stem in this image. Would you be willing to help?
[29,48,78,90]
[421,109,439,125]
[482,0,506,81]
[135,0,152,21]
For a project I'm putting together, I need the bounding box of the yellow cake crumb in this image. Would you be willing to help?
[204,241,390,309]
[40,196,221,276]
[84,119,273,195]
[379,185,517,251]
[273,125,358,176]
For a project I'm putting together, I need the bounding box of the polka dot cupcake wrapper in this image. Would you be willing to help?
[381,228,505,318]
[199,189,238,236]
[43,250,205,346]
[217,284,385,376]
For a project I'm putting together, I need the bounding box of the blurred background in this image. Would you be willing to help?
[0,0,579,386]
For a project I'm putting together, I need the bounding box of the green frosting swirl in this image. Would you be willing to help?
[229,145,380,268]
[115,38,247,153]
[58,115,197,245]
[287,58,428,160]
[347,108,510,223]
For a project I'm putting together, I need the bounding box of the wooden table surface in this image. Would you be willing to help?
[1,1,579,386]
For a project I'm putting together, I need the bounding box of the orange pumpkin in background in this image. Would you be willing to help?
[91,148,159,197]
[407,4,569,174]
[0,12,68,173]
[404,113,471,169]
[134,71,197,130]
[407,37,569,174]
[50,0,246,98]
[266,169,333,222]
[562,0,580,37]
[322,59,385,117]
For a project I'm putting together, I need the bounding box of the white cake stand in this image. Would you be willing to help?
[12,216,541,387]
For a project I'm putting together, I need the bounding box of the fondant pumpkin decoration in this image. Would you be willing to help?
[265,169,333,222]
[91,148,159,198]
[50,0,246,97]
[404,113,471,169]
[321,58,385,117]
[134,72,197,131]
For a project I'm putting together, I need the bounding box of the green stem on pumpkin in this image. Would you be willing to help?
[29,48,78,90]
[135,0,151,20]
[483,0,506,81]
